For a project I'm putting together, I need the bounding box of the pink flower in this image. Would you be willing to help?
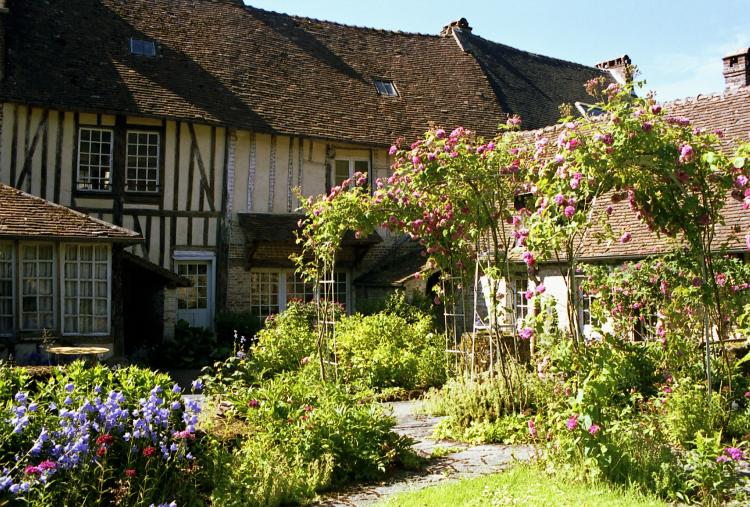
[642,121,653,132]
[650,104,662,114]
[724,447,744,461]
[522,251,535,267]
[736,175,748,188]
[715,273,727,287]
[524,289,535,300]
[435,128,446,139]
[125,468,137,478]
[554,193,565,205]
[664,386,672,394]
[564,206,575,219]
[388,145,398,156]
[519,327,534,340]
[605,205,613,216]
[717,455,730,463]
[528,418,537,438]
[692,277,703,287]
[37,460,57,471]
[570,178,580,190]
[746,234,750,251]
[588,424,600,436]
[619,232,632,244]
[744,391,750,398]
[566,415,578,431]
[679,143,694,163]
[248,399,260,408]
[24,465,40,475]
[536,284,546,295]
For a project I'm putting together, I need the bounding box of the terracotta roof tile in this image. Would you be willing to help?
[1,0,606,145]
[0,184,141,242]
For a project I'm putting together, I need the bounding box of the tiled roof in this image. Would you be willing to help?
[454,31,607,129]
[0,184,141,242]
[1,0,606,145]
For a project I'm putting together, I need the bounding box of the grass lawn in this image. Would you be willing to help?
[377,466,667,507]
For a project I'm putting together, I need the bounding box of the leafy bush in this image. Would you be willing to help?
[336,311,445,391]
[250,302,317,377]
[200,370,418,505]
[663,380,723,448]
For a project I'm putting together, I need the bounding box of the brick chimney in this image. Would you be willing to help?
[596,55,632,84]
[440,18,472,37]
[723,48,750,90]
[0,0,7,82]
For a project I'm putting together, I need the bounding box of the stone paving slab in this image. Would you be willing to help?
[317,401,532,506]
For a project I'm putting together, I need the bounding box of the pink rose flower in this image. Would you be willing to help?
[566,415,578,431]
[588,424,600,436]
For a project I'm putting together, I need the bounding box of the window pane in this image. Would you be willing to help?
[0,244,13,335]
[20,244,55,331]
[334,160,350,186]
[62,244,110,334]
[126,131,160,192]
[78,128,113,191]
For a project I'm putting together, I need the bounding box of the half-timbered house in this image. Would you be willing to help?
[0,0,613,355]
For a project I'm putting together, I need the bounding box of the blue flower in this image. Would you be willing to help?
[14,392,27,404]
[65,383,75,393]
[191,379,203,393]
[172,384,182,394]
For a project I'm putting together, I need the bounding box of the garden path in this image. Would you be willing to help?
[318,400,532,506]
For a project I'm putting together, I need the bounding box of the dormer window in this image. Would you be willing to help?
[374,80,398,97]
[129,38,156,57]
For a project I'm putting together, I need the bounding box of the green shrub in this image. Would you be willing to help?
[251,302,317,377]
[209,431,333,507]
[335,311,445,391]
[200,369,418,504]
[664,380,723,448]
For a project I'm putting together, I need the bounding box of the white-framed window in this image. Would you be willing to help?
[177,262,210,310]
[249,270,350,317]
[575,275,597,337]
[62,244,110,335]
[20,244,55,331]
[0,243,14,336]
[126,130,160,192]
[334,158,370,187]
[286,272,315,304]
[250,271,280,317]
[512,278,529,325]
[77,128,113,191]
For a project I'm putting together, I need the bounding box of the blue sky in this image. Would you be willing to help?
[244,0,750,101]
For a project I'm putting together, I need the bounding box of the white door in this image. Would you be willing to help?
[176,260,213,329]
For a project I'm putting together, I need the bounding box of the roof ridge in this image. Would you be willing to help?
[663,85,750,108]
[463,32,605,73]
[244,4,440,38]
[0,183,140,238]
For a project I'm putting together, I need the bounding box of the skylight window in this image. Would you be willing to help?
[129,38,156,57]
[374,80,398,97]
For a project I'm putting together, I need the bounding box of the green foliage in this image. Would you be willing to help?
[250,301,317,378]
[201,371,417,505]
[663,380,723,448]
[336,311,445,390]
[208,430,333,507]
